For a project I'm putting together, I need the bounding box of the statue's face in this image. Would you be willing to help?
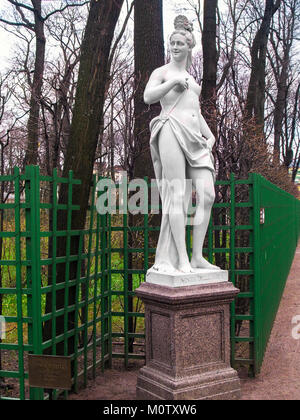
[169,33,190,62]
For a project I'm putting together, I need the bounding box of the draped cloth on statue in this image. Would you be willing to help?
[149,94,216,273]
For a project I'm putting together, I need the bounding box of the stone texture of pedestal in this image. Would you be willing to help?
[136,272,241,400]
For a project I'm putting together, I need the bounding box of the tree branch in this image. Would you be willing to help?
[7,0,34,13]
[43,1,90,22]
[0,17,33,30]
[108,0,134,70]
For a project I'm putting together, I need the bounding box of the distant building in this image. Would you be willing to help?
[93,165,125,183]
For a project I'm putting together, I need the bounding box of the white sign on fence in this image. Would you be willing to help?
[0,315,6,339]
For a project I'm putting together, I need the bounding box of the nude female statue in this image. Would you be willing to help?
[144,15,220,274]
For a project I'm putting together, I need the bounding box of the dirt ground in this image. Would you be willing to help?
[69,243,300,401]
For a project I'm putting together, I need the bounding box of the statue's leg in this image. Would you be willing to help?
[187,166,220,270]
[158,122,193,273]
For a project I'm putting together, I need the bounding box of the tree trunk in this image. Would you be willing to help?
[273,49,290,165]
[201,0,218,138]
[202,0,220,266]
[110,99,115,182]
[291,81,300,178]
[133,0,164,179]
[43,0,124,358]
[241,0,281,177]
[244,0,281,132]
[272,0,297,166]
[131,0,164,353]
[24,0,46,166]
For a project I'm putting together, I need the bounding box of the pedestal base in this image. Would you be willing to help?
[137,366,240,400]
[135,277,241,400]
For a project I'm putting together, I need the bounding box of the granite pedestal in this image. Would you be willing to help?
[136,269,241,400]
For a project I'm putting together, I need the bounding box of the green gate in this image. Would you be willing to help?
[0,166,299,400]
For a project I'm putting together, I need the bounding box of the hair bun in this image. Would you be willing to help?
[174,15,193,33]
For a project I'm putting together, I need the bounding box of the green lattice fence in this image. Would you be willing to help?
[0,166,111,400]
[0,166,299,399]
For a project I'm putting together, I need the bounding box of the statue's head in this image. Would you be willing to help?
[169,15,196,69]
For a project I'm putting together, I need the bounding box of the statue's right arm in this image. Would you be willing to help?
[144,68,179,105]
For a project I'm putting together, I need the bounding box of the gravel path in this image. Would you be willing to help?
[69,243,300,401]
[240,243,300,400]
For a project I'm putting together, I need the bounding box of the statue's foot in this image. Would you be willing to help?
[191,256,220,270]
[152,264,177,274]
[178,262,195,274]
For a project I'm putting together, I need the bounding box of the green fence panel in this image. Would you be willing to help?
[0,167,28,400]
[0,167,111,400]
[251,173,300,374]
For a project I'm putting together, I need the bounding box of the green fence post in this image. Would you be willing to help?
[25,165,44,400]
[229,173,236,368]
[298,200,300,240]
[251,172,261,376]
[13,166,26,400]
[295,197,299,246]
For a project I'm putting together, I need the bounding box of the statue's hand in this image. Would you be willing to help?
[173,77,189,93]
[207,136,216,151]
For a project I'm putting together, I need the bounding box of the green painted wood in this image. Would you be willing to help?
[1,167,300,400]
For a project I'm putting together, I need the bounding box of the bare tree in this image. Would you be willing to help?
[243,0,281,135]
[0,0,89,166]
[290,81,300,180]
[43,0,125,359]
[267,0,300,165]
[201,0,218,137]
[40,6,85,175]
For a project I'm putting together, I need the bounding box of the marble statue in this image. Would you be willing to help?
[144,15,220,274]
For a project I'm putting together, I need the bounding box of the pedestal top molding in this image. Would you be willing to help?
[136,280,239,306]
[146,266,228,288]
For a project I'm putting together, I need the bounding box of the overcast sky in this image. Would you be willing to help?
[0,0,227,70]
